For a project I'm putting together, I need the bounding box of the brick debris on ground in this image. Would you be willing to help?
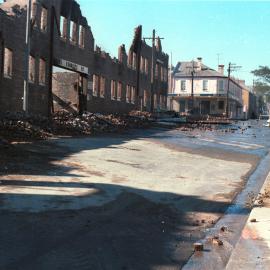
[0,111,152,143]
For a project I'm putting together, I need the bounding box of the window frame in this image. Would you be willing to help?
[180,80,186,91]
[203,80,208,91]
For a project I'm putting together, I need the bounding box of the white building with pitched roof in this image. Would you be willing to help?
[168,58,243,119]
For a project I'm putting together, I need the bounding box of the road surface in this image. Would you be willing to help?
[0,120,269,269]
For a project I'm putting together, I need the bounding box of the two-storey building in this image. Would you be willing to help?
[168,58,243,119]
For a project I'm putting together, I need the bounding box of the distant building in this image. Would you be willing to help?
[234,79,258,119]
[168,58,243,119]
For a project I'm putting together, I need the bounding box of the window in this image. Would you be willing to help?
[39,58,46,85]
[3,48,13,78]
[218,80,224,91]
[40,7,48,32]
[203,80,208,91]
[153,94,157,109]
[144,58,149,75]
[128,51,132,68]
[140,56,144,73]
[70,21,77,44]
[93,74,99,96]
[78,25,85,48]
[144,90,148,106]
[132,53,136,70]
[155,63,159,78]
[218,100,225,110]
[131,86,136,104]
[117,82,122,101]
[163,67,168,82]
[126,85,131,103]
[111,80,117,100]
[32,2,38,28]
[100,76,105,98]
[160,95,166,109]
[29,56,35,83]
[60,16,67,39]
[181,80,186,91]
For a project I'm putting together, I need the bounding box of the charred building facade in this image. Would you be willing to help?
[0,0,169,116]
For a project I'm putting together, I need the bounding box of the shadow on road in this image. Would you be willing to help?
[0,128,255,270]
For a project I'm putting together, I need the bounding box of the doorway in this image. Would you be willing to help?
[52,66,87,114]
[200,100,211,115]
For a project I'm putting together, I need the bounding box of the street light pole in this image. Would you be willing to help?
[23,0,32,114]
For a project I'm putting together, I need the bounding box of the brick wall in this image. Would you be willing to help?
[0,0,169,116]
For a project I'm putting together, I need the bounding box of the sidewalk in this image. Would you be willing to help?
[226,172,270,269]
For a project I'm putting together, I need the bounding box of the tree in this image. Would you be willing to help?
[252,66,270,84]
[251,66,270,101]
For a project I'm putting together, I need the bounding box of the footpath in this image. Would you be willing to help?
[226,172,270,269]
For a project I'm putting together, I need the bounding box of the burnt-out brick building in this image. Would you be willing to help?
[0,0,169,116]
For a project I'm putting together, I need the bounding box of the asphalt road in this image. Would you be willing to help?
[0,120,269,270]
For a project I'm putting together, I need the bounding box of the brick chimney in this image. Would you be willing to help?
[197,57,202,70]
[218,65,224,75]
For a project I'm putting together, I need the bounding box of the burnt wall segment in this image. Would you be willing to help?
[0,0,169,116]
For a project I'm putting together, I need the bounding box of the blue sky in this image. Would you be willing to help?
[78,0,270,85]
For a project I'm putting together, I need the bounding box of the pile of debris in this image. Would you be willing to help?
[0,111,152,142]
[51,111,152,135]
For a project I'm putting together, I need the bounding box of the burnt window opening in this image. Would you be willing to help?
[70,21,77,44]
[140,56,144,73]
[132,53,136,70]
[155,63,159,79]
[144,90,148,106]
[163,67,168,82]
[153,94,157,109]
[39,58,46,85]
[100,76,105,98]
[31,2,38,28]
[127,51,132,69]
[160,95,166,109]
[111,80,117,100]
[29,55,36,83]
[131,86,136,104]
[117,82,122,101]
[3,48,13,78]
[60,16,67,39]
[78,25,85,48]
[40,7,48,32]
[93,74,99,96]
[144,58,149,75]
[126,85,131,103]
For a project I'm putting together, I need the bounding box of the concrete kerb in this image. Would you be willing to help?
[183,151,270,270]
[225,171,270,270]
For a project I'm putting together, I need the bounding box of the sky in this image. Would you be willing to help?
[1,0,269,84]
[77,0,270,85]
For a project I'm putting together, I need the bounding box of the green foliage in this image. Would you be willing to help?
[252,66,270,84]
[254,81,270,97]
[252,66,270,101]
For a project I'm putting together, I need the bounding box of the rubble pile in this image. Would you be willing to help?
[0,111,152,142]
[0,112,50,141]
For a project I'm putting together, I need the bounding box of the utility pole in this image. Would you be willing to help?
[143,30,164,112]
[23,0,32,114]
[226,62,241,118]
[191,60,195,111]
[186,60,198,113]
